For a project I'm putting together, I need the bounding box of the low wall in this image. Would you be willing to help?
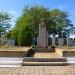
[0,51,26,57]
[55,47,75,57]
[0,47,31,57]
[63,51,75,57]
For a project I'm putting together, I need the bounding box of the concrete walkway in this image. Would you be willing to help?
[0,66,75,75]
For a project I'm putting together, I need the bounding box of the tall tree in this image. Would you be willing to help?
[11,6,74,46]
[49,9,74,38]
[12,6,50,46]
[0,11,11,38]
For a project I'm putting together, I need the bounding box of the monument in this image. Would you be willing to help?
[67,38,73,46]
[52,35,55,45]
[58,38,64,46]
[37,20,48,48]
[7,39,15,46]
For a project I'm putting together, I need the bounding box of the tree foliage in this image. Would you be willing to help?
[0,11,11,38]
[49,9,74,37]
[12,6,50,46]
[11,6,74,46]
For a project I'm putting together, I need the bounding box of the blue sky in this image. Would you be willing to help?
[0,0,75,26]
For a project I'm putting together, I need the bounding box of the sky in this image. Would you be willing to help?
[0,0,75,27]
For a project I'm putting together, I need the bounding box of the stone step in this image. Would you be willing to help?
[0,61,22,67]
[67,57,75,66]
[23,57,67,62]
[63,51,75,57]
[0,57,23,67]
[67,58,75,61]
[68,61,75,65]
[33,48,54,52]
[0,61,22,65]
[0,65,22,67]
[22,62,68,66]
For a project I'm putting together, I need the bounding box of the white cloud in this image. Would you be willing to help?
[0,9,17,15]
[8,10,17,15]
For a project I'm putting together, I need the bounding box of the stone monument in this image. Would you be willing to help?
[37,21,48,48]
[67,38,72,46]
[7,39,15,46]
[52,35,55,45]
[58,38,64,46]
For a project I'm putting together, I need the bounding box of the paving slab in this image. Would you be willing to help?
[0,66,75,75]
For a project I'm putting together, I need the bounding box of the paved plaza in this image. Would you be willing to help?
[0,66,75,75]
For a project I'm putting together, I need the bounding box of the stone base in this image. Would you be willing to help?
[33,48,55,52]
[55,48,75,57]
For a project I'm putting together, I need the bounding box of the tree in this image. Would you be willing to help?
[12,6,50,46]
[0,11,11,38]
[49,9,74,38]
[11,6,74,46]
